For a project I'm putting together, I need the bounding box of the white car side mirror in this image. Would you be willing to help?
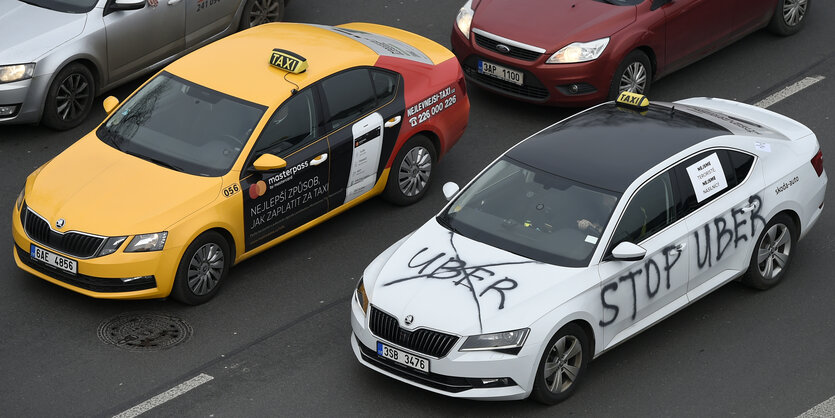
[611,241,646,261]
[442,182,460,201]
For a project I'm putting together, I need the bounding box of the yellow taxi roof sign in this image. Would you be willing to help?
[616,91,650,110]
[269,48,308,74]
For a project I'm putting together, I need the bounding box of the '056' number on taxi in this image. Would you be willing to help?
[223,183,240,198]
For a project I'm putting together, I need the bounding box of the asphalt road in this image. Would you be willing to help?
[1,1,834,417]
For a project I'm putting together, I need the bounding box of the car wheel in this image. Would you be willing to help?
[768,0,809,36]
[239,0,285,31]
[608,50,652,100]
[382,135,437,206]
[171,231,231,305]
[742,214,797,290]
[41,63,95,131]
[531,323,589,405]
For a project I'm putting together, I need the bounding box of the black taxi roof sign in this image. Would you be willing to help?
[616,91,650,110]
[269,48,308,74]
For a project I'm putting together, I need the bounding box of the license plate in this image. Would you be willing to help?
[30,244,77,275]
[478,60,524,86]
[377,341,430,373]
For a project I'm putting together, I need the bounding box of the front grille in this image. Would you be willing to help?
[22,207,104,258]
[474,33,542,61]
[369,307,459,358]
[462,56,549,100]
[16,245,156,293]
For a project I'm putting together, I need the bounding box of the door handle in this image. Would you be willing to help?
[740,200,760,213]
[669,242,686,255]
[167,0,181,5]
[384,116,401,128]
[310,153,328,166]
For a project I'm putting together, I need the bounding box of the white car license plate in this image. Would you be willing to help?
[478,60,524,86]
[377,341,430,373]
[30,244,77,275]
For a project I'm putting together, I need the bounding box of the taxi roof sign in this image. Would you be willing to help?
[269,48,308,74]
[616,91,650,110]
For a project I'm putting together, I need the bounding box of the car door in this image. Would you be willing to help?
[677,149,765,300]
[598,170,691,349]
[103,0,185,83]
[239,87,330,253]
[185,0,242,48]
[658,0,730,73]
[318,68,406,206]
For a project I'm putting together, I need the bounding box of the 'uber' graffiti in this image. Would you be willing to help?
[382,232,535,332]
[599,195,765,327]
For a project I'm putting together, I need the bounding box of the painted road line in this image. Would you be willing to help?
[114,373,214,418]
[754,75,825,108]
[798,394,835,418]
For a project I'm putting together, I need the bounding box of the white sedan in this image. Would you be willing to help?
[350,93,827,403]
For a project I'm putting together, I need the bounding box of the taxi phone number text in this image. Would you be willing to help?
[408,91,457,127]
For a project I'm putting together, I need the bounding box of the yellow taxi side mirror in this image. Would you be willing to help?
[252,154,287,171]
[103,96,120,114]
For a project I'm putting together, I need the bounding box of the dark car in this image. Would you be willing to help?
[450,0,809,106]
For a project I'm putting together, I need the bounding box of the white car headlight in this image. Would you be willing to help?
[456,0,475,39]
[546,38,610,64]
[125,232,168,252]
[0,63,35,83]
[460,328,530,351]
[355,277,369,315]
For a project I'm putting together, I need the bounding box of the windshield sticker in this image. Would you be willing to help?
[407,86,457,127]
[320,26,434,65]
[685,152,728,203]
[584,235,598,245]
[382,231,538,332]
[754,141,772,152]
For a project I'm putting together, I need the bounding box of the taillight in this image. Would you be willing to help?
[811,149,824,176]
[458,75,467,97]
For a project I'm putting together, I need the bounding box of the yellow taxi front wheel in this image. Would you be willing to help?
[171,231,231,305]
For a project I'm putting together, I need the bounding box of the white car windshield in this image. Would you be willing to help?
[438,158,620,267]
[97,72,265,177]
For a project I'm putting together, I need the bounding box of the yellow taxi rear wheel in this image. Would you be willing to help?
[171,231,231,305]
[383,135,436,206]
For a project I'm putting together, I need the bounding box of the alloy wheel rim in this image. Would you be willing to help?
[783,0,807,27]
[248,0,281,27]
[757,223,791,280]
[619,62,647,94]
[187,243,224,296]
[56,73,90,122]
[543,335,582,394]
[398,146,432,197]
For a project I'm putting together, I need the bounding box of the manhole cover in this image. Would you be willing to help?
[98,313,192,351]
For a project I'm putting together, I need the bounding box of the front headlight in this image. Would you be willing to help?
[355,278,369,314]
[0,63,35,84]
[460,328,530,351]
[15,186,24,212]
[456,0,475,39]
[98,236,128,256]
[546,38,610,64]
[124,232,168,252]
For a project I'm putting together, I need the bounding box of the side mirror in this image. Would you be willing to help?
[252,154,287,172]
[442,182,460,201]
[611,242,646,261]
[103,96,120,114]
[110,0,145,11]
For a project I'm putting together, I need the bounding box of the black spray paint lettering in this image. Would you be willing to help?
[695,195,765,269]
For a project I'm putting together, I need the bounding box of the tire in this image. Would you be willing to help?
[767,0,809,36]
[41,63,95,131]
[171,231,231,305]
[608,50,652,101]
[741,214,797,290]
[239,0,285,31]
[531,323,590,405]
[382,135,437,206]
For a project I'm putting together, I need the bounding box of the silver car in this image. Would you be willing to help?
[0,0,285,130]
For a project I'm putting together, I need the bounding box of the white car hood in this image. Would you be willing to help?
[0,0,87,63]
[369,219,594,336]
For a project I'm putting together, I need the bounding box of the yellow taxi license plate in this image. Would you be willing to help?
[30,244,77,275]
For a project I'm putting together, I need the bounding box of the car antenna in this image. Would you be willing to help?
[283,72,300,95]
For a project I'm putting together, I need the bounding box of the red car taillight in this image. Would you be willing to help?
[811,149,824,176]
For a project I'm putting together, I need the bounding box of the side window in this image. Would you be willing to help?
[252,88,318,157]
[728,149,755,184]
[370,69,398,104]
[610,171,677,247]
[321,68,377,130]
[675,149,745,217]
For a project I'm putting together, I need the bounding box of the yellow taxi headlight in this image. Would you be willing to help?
[125,232,168,252]
[16,186,24,211]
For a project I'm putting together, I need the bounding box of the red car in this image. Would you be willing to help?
[450,0,810,106]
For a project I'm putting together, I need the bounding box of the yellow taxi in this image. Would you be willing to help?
[12,22,470,304]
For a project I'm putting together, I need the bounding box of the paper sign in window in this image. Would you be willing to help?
[685,152,728,203]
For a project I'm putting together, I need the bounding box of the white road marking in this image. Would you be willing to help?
[798,394,835,418]
[754,75,825,108]
[114,373,214,418]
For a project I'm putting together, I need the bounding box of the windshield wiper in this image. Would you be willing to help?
[125,150,184,172]
[435,214,461,235]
